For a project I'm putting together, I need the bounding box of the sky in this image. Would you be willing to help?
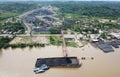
[0,0,120,1]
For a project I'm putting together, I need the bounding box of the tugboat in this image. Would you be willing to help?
[34,64,49,74]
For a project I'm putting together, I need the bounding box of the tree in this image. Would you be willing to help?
[100,32,107,39]
[49,28,61,34]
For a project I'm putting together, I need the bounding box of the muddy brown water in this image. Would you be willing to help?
[0,44,120,77]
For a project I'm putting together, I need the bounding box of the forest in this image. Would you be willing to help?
[0,2,37,23]
[48,1,120,19]
[49,1,120,34]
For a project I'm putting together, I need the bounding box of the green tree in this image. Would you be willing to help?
[49,28,61,34]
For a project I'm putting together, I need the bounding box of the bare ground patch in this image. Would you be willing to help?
[10,36,50,44]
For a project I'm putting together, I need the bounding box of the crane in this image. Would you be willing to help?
[61,30,68,57]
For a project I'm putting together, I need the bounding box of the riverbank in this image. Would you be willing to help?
[0,44,120,77]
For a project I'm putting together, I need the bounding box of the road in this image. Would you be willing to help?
[22,20,32,34]
[18,8,42,34]
[18,8,39,18]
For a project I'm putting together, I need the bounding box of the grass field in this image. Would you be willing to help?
[0,12,19,24]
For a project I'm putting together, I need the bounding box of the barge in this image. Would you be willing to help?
[35,57,81,68]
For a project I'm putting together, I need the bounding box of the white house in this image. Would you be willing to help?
[110,32,120,39]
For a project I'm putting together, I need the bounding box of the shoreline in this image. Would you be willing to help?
[0,44,120,77]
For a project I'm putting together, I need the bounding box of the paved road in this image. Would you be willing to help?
[22,20,32,34]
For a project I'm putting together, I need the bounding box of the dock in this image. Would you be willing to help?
[35,57,81,68]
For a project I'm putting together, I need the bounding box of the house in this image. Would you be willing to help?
[64,35,75,42]
[110,33,120,39]
[90,34,100,42]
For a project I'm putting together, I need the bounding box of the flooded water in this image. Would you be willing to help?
[0,44,120,77]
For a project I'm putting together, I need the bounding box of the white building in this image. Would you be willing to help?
[110,33,120,39]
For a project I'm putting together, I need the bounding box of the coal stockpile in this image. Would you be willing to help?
[95,42,114,53]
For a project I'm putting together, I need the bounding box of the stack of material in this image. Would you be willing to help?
[115,39,120,45]
[96,42,114,53]
[111,41,119,48]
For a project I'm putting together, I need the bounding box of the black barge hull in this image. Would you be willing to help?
[35,57,80,68]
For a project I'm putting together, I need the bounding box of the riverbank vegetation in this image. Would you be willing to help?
[49,36,62,46]
[49,36,78,47]
[0,36,45,49]
[8,43,45,49]
[66,41,78,47]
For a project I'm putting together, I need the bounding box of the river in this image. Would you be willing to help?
[0,44,120,77]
